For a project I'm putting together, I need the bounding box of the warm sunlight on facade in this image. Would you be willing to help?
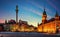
[10,23,35,32]
[37,10,60,33]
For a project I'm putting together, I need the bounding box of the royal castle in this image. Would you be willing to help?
[37,8,60,33]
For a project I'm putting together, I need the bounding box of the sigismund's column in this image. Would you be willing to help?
[16,5,18,24]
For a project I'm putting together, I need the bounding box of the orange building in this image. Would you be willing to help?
[37,9,60,33]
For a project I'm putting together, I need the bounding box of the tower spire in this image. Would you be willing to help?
[43,8,46,15]
[55,11,59,17]
[55,11,59,20]
[43,3,46,15]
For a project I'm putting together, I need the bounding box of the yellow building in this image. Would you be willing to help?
[10,22,35,32]
[37,9,60,33]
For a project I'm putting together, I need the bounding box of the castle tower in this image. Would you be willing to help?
[55,11,59,20]
[16,5,18,23]
[42,8,47,23]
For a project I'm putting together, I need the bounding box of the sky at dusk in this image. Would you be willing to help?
[0,0,60,27]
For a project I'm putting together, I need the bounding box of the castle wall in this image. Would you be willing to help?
[37,21,57,33]
[43,21,56,33]
[37,25,43,32]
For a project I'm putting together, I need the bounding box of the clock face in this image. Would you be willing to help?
[42,17,46,20]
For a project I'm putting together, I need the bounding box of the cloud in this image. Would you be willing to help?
[28,1,53,19]
[23,6,52,20]
[29,1,53,14]
[29,1,43,10]
[47,15,52,20]
[46,0,59,11]
[0,19,5,23]
[46,8,53,14]
[23,7,42,16]
[22,1,53,20]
